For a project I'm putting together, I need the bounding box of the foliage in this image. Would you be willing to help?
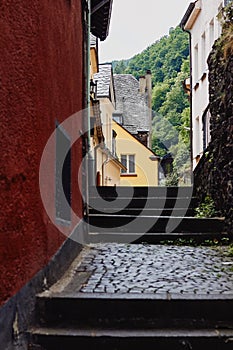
[160,237,230,247]
[164,171,179,186]
[217,2,233,59]
[152,82,170,111]
[227,244,233,257]
[113,27,189,84]
[195,196,217,218]
[113,59,129,74]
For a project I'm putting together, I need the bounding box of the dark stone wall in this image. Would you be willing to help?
[0,231,83,350]
[194,37,233,234]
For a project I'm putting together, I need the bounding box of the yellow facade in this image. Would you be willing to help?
[94,145,122,186]
[113,121,159,186]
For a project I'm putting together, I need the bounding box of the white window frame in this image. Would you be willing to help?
[120,154,136,174]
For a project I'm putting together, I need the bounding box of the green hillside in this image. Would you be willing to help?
[113,26,191,184]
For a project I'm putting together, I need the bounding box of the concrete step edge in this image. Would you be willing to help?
[30,326,233,338]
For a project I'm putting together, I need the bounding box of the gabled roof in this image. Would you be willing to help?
[114,74,150,133]
[113,120,159,158]
[94,63,115,100]
[91,0,113,41]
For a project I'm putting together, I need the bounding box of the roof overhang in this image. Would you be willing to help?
[91,0,113,41]
[180,1,201,31]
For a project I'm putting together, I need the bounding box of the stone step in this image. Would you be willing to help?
[88,215,224,234]
[35,293,233,328]
[30,326,233,350]
[88,197,198,210]
[88,231,227,244]
[89,186,194,199]
[89,208,195,217]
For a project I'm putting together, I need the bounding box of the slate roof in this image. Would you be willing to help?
[94,64,112,98]
[114,74,150,134]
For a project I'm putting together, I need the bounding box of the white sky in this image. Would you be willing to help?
[99,0,192,62]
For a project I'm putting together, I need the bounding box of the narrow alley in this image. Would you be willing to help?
[29,185,233,349]
[1,1,232,350]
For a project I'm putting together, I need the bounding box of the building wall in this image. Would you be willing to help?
[99,98,115,152]
[95,147,107,186]
[105,161,121,186]
[90,47,98,77]
[91,95,122,187]
[0,0,84,306]
[187,0,223,168]
[113,121,159,187]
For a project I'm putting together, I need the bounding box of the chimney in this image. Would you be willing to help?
[145,69,152,106]
[139,76,146,94]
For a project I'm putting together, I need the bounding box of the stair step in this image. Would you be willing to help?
[89,186,194,198]
[88,231,227,244]
[89,208,195,216]
[30,326,233,350]
[36,293,233,327]
[88,197,197,210]
[88,215,224,233]
[30,185,229,349]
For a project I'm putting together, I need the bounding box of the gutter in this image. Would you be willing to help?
[180,2,196,29]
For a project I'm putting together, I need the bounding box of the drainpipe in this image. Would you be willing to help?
[87,0,95,191]
[185,29,193,180]
[83,0,92,220]
[102,153,110,186]
[87,0,91,147]
[180,24,193,182]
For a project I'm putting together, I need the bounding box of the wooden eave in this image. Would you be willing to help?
[91,0,113,41]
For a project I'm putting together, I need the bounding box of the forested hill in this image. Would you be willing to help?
[113,27,189,85]
[112,26,191,183]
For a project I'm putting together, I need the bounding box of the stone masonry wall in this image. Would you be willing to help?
[194,29,233,234]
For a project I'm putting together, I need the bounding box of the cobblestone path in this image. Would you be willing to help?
[74,244,233,295]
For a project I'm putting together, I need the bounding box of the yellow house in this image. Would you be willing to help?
[112,120,159,186]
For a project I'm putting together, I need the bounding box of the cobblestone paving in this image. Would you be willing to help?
[75,244,233,295]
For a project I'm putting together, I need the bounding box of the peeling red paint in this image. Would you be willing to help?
[0,0,84,305]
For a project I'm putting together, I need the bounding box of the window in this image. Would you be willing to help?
[203,108,211,150]
[121,154,135,174]
[201,32,206,73]
[194,44,199,83]
[112,129,117,157]
[56,123,71,224]
[209,19,214,51]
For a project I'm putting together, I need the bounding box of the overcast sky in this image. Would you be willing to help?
[99,0,191,62]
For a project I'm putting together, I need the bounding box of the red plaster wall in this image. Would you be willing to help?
[0,0,84,305]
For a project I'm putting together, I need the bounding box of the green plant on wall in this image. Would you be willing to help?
[195,196,217,218]
[217,2,233,59]
[164,171,179,186]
